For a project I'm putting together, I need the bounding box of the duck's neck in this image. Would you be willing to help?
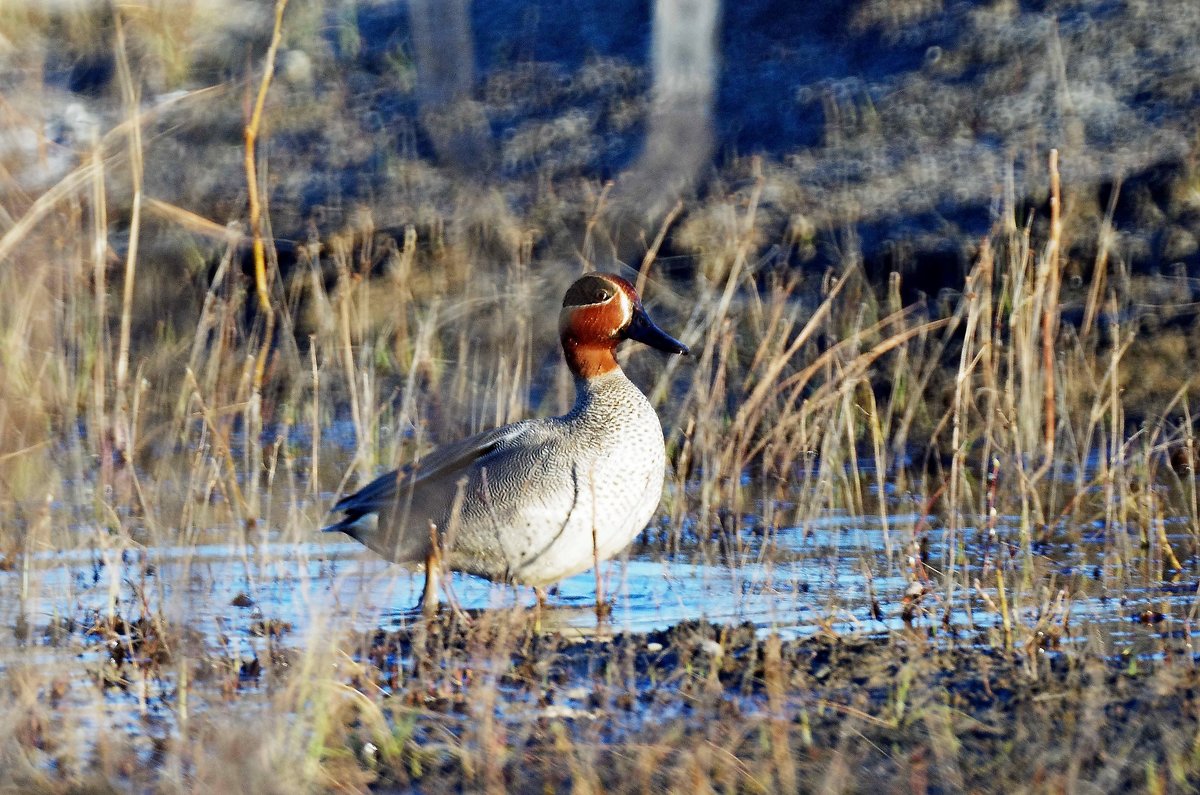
[561,337,620,381]
[567,363,634,418]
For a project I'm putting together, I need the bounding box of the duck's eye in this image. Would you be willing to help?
[564,275,619,308]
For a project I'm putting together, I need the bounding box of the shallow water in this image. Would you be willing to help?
[1,493,1196,782]
[2,507,1193,668]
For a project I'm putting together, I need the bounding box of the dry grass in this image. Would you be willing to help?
[2,1,1200,792]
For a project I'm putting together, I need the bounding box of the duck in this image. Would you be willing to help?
[323,272,689,611]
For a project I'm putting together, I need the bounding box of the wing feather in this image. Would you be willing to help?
[323,421,540,541]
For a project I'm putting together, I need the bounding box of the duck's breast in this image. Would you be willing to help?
[497,387,667,586]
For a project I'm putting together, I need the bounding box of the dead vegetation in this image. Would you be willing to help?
[2,0,1200,791]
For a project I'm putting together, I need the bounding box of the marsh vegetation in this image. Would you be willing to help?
[2,0,1200,791]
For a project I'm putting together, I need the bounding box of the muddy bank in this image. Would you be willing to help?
[302,615,1199,791]
[1,541,1196,792]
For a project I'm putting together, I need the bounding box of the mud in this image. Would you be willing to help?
[304,613,1199,791]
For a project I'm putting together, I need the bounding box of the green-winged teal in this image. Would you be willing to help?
[324,273,689,609]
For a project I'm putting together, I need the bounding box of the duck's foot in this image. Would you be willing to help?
[592,569,608,622]
[594,596,613,622]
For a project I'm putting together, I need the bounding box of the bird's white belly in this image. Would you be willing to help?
[442,428,664,586]
[508,456,663,586]
[437,376,669,588]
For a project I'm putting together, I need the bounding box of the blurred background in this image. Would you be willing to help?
[4,0,1198,300]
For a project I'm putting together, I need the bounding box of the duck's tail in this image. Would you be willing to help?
[321,512,377,539]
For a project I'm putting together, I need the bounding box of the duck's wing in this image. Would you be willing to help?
[324,421,538,532]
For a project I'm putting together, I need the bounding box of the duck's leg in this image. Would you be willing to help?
[421,523,441,617]
[592,523,607,620]
[421,552,440,616]
[531,586,547,633]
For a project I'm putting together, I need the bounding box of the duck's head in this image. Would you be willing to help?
[559,273,689,379]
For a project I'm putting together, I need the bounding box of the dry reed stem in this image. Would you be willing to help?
[1042,148,1062,462]
[636,198,684,296]
[183,367,247,518]
[722,270,851,472]
[89,140,108,460]
[144,198,243,243]
[244,0,289,394]
[112,16,142,419]
[579,180,614,271]
[1081,175,1120,339]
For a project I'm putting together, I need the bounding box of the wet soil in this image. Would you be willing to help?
[312,614,1200,791]
[2,536,1198,792]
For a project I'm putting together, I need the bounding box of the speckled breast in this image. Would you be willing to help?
[446,372,668,586]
